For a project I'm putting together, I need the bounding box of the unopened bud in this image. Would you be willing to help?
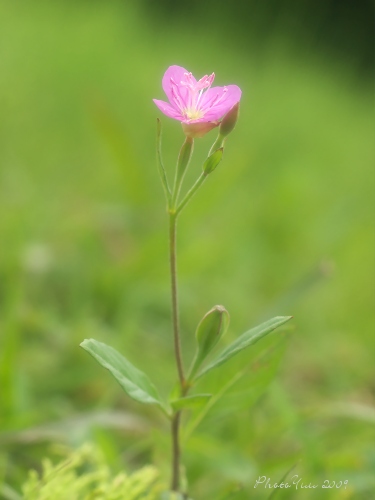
[188,305,229,381]
[203,148,223,175]
[219,102,240,137]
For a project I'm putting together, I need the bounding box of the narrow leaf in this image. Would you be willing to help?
[170,394,212,411]
[80,339,170,415]
[197,316,292,379]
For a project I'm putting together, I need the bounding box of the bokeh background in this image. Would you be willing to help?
[0,0,374,498]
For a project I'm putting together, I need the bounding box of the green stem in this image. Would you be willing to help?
[168,136,196,493]
[171,410,182,491]
[171,382,190,492]
[169,210,187,492]
[208,133,225,156]
[176,172,207,215]
[169,212,185,388]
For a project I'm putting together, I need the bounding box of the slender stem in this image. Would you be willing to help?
[176,172,207,215]
[169,211,186,492]
[168,136,194,494]
[169,212,185,388]
[171,410,182,491]
[208,133,225,156]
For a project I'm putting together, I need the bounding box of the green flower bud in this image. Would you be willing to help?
[188,305,229,381]
[219,102,240,137]
[203,148,224,175]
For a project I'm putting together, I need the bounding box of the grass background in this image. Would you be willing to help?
[0,1,374,498]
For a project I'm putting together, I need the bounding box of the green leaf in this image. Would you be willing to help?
[196,316,292,379]
[183,339,288,441]
[80,339,170,415]
[170,394,212,411]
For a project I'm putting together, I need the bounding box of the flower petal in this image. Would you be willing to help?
[199,85,242,121]
[162,65,193,109]
[153,99,184,120]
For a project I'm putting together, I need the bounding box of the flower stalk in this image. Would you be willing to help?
[169,210,185,390]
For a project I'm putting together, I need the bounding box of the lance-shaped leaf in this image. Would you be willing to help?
[170,394,212,411]
[188,305,229,382]
[80,339,170,415]
[196,316,292,379]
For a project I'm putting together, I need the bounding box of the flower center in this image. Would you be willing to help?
[184,107,204,120]
[169,71,225,122]
[180,72,215,121]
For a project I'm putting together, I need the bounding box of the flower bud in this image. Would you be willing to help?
[188,305,229,381]
[203,148,223,175]
[172,136,194,207]
[219,102,240,137]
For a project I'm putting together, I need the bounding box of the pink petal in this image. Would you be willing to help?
[199,85,242,121]
[162,65,193,109]
[153,99,184,121]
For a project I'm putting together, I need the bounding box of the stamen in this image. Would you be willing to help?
[196,73,215,110]
[196,89,204,108]
[181,72,196,91]
[176,71,218,119]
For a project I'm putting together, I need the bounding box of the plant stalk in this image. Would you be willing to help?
[176,172,207,215]
[168,136,196,493]
[169,211,186,492]
[171,410,182,491]
[169,212,185,389]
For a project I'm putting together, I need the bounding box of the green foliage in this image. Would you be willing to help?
[80,339,170,415]
[197,316,292,379]
[22,444,165,500]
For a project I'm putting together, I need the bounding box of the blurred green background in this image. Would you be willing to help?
[0,0,374,498]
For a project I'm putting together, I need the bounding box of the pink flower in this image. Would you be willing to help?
[153,65,241,137]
